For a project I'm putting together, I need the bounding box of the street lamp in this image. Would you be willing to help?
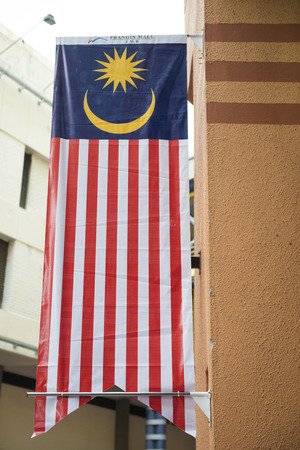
[0,14,56,56]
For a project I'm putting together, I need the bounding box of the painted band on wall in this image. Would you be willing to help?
[206,62,300,82]
[205,24,300,43]
[207,102,300,125]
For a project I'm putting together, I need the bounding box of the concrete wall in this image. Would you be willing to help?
[185,1,300,448]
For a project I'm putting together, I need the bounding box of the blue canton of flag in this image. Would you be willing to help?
[52,36,187,140]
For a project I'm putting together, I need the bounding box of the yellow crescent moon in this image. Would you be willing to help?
[83,89,155,134]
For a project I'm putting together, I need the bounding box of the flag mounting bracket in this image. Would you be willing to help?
[191,251,201,274]
[187,32,204,56]
[191,390,211,427]
[27,390,211,426]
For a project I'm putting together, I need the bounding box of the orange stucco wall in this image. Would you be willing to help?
[185,1,300,448]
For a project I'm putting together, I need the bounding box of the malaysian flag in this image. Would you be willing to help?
[33,35,195,437]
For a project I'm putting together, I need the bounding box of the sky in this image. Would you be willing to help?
[2,0,186,62]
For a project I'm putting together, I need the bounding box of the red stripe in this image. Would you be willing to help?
[169,140,185,430]
[79,140,99,406]
[56,139,79,422]
[148,139,161,414]
[103,140,119,390]
[34,138,60,435]
[126,140,139,391]
[173,397,185,431]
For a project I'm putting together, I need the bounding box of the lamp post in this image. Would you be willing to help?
[0,14,56,56]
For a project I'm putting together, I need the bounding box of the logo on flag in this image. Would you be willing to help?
[34,35,196,438]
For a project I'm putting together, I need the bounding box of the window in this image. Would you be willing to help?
[19,151,32,208]
[0,239,8,307]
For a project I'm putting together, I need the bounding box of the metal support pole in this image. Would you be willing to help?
[27,391,211,425]
[27,391,207,397]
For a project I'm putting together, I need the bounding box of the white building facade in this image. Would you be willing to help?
[0,23,52,376]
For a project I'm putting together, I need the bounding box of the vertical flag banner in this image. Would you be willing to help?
[34,35,195,437]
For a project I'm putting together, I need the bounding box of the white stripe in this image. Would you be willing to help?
[138,140,149,399]
[45,138,69,431]
[114,140,128,390]
[67,140,89,414]
[159,140,173,423]
[92,140,109,392]
[57,35,187,46]
[179,140,196,433]
[179,140,194,389]
[184,397,196,438]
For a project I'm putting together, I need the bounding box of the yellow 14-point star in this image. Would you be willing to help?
[94,48,147,93]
